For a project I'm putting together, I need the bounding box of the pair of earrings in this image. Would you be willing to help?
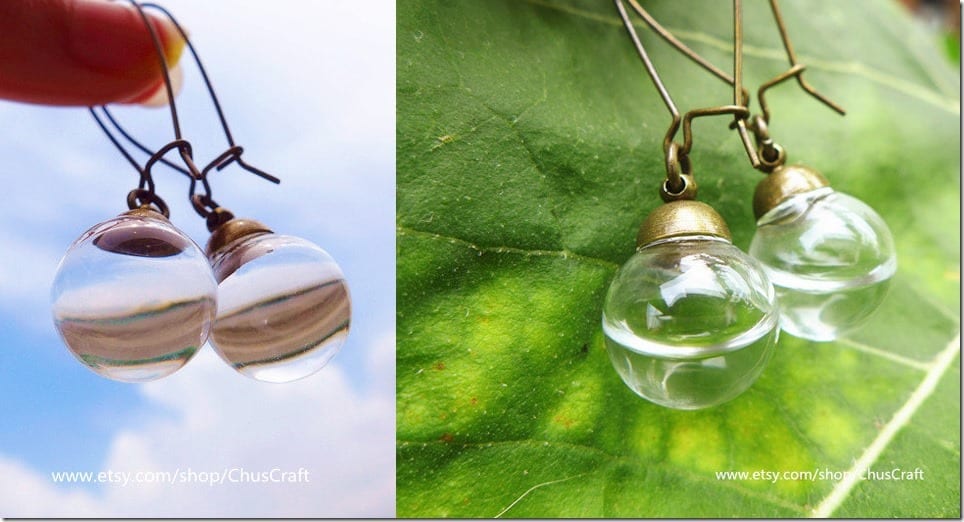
[48,2,350,384]
[50,202,351,384]
[602,0,895,409]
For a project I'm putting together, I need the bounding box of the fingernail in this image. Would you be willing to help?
[69,0,186,75]
[136,63,184,107]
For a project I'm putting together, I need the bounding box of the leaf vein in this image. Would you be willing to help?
[493,473,588,518]
[810,334,961,517]
[523,0,959,115]
[399,438,806,515]
[397,225,620,270]
[836,338,931,371]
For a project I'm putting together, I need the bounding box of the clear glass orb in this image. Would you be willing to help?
[602,236,778,410]
[208,232,351,383]
[749,187,896,341]
[50,211,217,382]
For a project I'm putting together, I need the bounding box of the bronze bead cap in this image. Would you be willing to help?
[205,218,273,259]
[636,200,732,248]
[752,164,830,220]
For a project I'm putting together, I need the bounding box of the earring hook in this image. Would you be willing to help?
[613,0,680,155]
[757,0,846,123]
[91,1,280,223]
[615,0,759,171]
[624,0,843,124]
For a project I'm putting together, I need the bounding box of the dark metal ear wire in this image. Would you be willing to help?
[91,1,280,227]
[624,0,843,122]
[139,3,280,185]
[91,105,194,178]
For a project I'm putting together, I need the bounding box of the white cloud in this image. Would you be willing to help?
[0,332,395,518]
[0,457,103,517]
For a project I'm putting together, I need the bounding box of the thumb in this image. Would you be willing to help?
[0,0,186,106]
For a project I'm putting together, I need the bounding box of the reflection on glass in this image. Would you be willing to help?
[750,188,896,341]
[51,212,217,382]
[602,237,778,409]
[209,233,350,383]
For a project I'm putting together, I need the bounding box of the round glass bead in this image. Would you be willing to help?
[749,187,896,341]
[602,235,778,410]
[51,211,217,382]
[208,232,351,383]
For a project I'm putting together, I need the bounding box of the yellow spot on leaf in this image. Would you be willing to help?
[667,415,725,472]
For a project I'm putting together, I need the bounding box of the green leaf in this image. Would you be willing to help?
[396,0,961,517]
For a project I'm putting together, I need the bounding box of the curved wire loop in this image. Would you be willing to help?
[664,141,683,192]
[91,1,280,224]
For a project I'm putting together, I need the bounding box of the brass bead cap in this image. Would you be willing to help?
[205,218,273,259]
[636,200,732,248]
[753,164,830,220]
[122,207,168,220]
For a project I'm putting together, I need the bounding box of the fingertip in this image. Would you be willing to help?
[68,0,186,75]
[134,63,184,107]
[0,0,188,106]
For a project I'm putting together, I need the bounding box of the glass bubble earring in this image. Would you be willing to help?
[71,0,352,383]
[606,0,781,409]
[602,168,780,410]
[747,122,896,342]
[51,192,217,382]
[202,210,351,383]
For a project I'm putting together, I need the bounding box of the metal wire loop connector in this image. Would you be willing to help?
[664,141,684,191]
[127,188,170,217]
[660,142,698,202]
[747,115,787,171]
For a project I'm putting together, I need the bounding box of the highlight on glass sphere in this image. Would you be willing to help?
[50,209,218,382]
[749,165,896,342]
[206,219,351,383]
[602,201,779,410]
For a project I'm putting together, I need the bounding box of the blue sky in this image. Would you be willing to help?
[0,0,395,516]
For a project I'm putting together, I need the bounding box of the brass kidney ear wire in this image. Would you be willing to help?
[619,0,844,171]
